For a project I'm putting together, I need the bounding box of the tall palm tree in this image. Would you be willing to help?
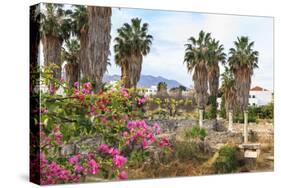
[221,67,236,132]
[157,82,168,96]
[228,36,258,142]
[71,5,88,80]
[40,3,72,81]
[62,39,80,88]
[86,6,112,92]
[114,18,153,88]
[207,39,226,119]
[184,30,211,127]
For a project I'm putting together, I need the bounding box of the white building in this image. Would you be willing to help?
[248,86,273,106]
[217,86,273,109]
[143,85,157,96]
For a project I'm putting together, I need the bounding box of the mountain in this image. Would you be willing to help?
[103,74,185,89]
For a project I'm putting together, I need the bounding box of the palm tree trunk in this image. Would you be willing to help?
[228,110,233,132]
[79,30,88,79]
[65,62,79,88]
[243,110,248,143]
[199,108,204,127]
[87,6,112,92]
[42,35,63,80]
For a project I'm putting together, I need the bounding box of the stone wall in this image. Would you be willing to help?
[147,119,227,133]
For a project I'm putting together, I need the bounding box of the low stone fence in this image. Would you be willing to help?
[146,119,227,133]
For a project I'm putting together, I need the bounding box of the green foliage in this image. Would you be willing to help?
[209,95,217,119]
[185,126,207,141]
[214,145,239,173]
[233,103,273,123]
[175,141,205,161]
[157,82,168,92]
[249,103,274,119]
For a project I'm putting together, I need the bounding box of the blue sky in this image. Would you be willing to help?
[108,7,274,90]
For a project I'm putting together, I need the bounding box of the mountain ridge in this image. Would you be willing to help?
[103,74,185,89]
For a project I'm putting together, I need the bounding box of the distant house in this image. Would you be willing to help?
[143,85,157,96]
[217,85,273,110]
[249,86,273,106]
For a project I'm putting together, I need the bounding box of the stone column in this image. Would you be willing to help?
[228,110,233,132]
[243,110,248,143]
[199,109,203,127]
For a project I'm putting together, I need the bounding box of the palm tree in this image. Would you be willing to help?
[157,82,168,96]
[228,36,258,143]
[71,5,88,80]
[207,39,226,119]
[184,30,211,127]
[62,39,80,88]
[114,18,153,88]
[221,67,236,132]
[170,85,187,98]
[86,6,112,92]
[30,5,41,67]
[40,3,72,81]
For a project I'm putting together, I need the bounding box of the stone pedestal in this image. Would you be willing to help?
[238,143,261,158]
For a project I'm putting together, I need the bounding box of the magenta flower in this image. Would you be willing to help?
[123,131,129,137]
[74,82,79,88]
[118,171,128,180]
[108,147,120,156]
[113,155,127,168]
[120,87,129,97]
[74,165,84,174]
[69,155,80,165]
[88,159,99,174]
[87,152,94,160]
[49,85,56,95]
[142,139,149,149]
[159,137,170,147]
[83,82,92,90]
[98,144,110,154]
[137,97,147,105]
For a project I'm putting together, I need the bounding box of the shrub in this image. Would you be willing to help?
[214,145,239,173]
[185,126,207,141]
[208,95,217,119]
[30,66,171,184]
[175,141,206,161]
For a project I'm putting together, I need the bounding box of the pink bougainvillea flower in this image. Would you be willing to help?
[74,82,79,88]
[159,137,170,147]
[100,116,108,124]
[83,82,92,90]
[98,144,110,154]
[122,131,129,138]
[108,147,120,156]
[90,106,96,116]
[120,87,129,98]
[142,139,149,149]
[127,121,137,129]
[69,154,80,165]
[118,171,128,180]
[49,85,56,95]
[137,96,147,105]
[74,165,84,174]
[87,152,94,160]
[113,155,127,168]
[153,123,161,134]
[88,159,99,174]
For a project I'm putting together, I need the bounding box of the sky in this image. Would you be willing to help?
[107,7,274,90]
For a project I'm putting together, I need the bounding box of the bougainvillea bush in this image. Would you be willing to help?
[30,67,170,185]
